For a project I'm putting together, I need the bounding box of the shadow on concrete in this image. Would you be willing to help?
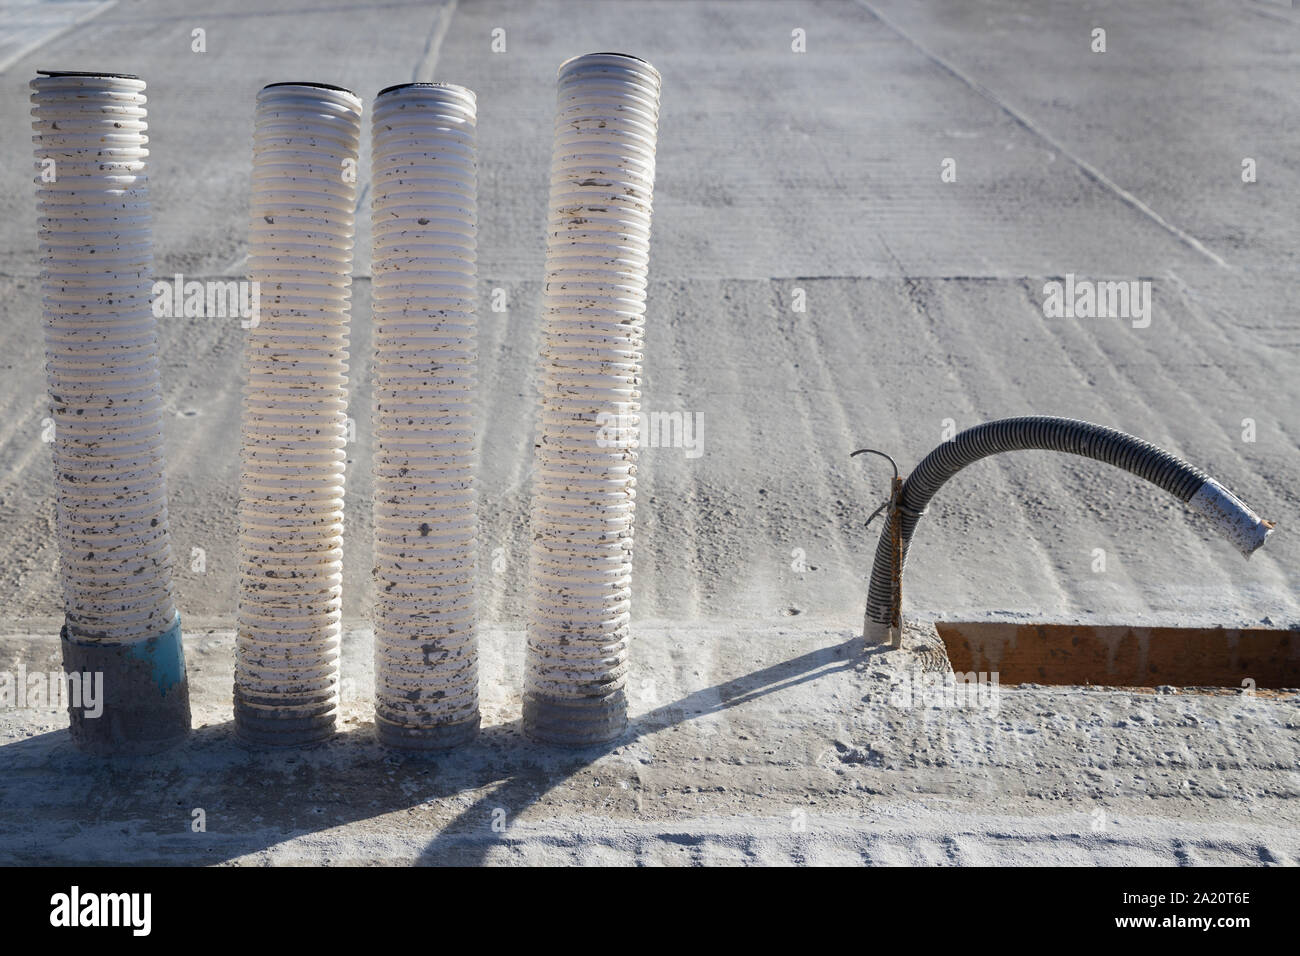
[414,633,871,864]
[0,632,868,864]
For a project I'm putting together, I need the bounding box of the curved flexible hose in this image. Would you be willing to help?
[862,416,1274,646]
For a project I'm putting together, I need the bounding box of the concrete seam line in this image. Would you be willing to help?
[370,82,480,750]
[861,416,1275,648]
[851,0,1231,270]
[235,82,362,747]
[31,70,190,754]
[523,53,662,747]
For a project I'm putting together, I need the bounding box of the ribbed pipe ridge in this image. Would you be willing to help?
[30,72,178,643]
[864,416,1273,645]
[235,83,362,746]
[370,83,480,750]
[523,53,662,746]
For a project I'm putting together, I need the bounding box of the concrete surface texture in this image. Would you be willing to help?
[4,622,1298,865]
[0,0,1296,864]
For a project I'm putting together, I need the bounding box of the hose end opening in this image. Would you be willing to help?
[1188,478,1275,559]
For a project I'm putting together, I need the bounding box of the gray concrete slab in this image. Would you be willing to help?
[0,0,1296,863]
[2,623,1296,864]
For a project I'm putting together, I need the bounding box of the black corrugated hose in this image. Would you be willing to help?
[858,416,1274,647]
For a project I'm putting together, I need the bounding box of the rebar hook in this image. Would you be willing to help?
[852,447,906,642]
[851,448,900,529]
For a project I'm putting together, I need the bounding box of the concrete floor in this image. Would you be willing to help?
[4,621,1297,865]
[0,0,1296,864]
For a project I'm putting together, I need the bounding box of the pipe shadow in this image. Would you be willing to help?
[0,631,870,865]
[413,632,871,864]
[0,718,453,865]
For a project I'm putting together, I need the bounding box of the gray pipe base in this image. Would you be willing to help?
[375,712,479,752]
[60,613,190,755]
[863,614,902,648]
[233,695,336,748]
[522,690,627,747]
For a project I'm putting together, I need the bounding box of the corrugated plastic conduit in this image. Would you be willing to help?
[30,70,190,754]
[523,53,662,746]
[860,416,1275,647]
[370,82,481,750]
[235,82,363,746]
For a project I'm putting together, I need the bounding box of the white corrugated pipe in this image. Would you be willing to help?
[523,53,662,746]
[236,82,362,746]
[370,82,480,750]
[30,70,189,754]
